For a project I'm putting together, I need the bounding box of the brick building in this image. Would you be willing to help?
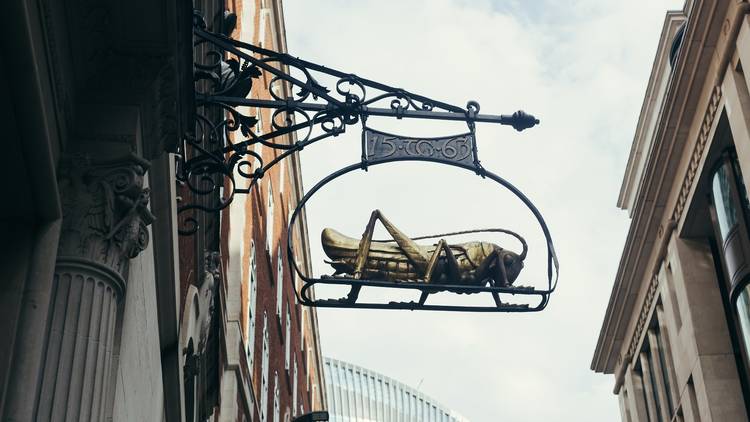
[214,0,327,420]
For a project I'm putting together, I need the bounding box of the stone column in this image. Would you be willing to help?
[623,365,650,421]
[35,153,155,422]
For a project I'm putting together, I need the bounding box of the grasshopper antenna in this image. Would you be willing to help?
[376,228,528,260]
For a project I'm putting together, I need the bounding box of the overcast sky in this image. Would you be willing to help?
[283,1,683,420]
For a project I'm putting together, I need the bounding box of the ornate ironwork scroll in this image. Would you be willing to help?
[177,11,539,235]
[180,9,556,312]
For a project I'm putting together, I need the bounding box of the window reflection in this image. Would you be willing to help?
[712,162,739,241]
[710,151,750,395]
[738,287,750,365]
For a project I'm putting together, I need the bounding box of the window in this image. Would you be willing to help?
[277,245,284,317]
[306,348,312,392]
[255,107,264,136]
[300,307,305,351]
[247,241,258,368]
[291,240,299,305]
[266,180,274,252]
[371,376,379,420]
[261,313,270,422]
[293,357,298,415]
[253,107,264,154]
[709,151,750,385]
[382,380,389,411]
[712,160,740,239]
[396,388,403,419]
[285,305,291,371]
[631,308,677,422]
[273,371,280,422]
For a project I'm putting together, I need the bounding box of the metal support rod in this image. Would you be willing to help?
[204,95,539,126]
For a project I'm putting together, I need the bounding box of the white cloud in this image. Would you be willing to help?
[283,0,683,420]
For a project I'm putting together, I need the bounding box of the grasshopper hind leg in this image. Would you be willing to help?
[407,239,460,307]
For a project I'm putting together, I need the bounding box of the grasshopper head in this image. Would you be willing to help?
[492,245,524,286]
[503,251,525,283]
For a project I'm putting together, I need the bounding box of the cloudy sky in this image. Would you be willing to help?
[283,0,683,420]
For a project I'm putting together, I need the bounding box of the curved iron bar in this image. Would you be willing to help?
[286,158,558,312]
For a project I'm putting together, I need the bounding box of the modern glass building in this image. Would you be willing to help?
[324,357,470,422]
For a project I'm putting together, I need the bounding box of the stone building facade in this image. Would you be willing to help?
[592,1,750,421]
[0,0,325,420]
[1,0,193,419]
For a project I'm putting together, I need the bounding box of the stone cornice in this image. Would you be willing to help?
[592,0,729,375]
[617,85,721,377]
[618,12,686,213]
[672,86,723,223]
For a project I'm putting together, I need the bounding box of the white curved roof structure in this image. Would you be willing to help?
[323,357,470,422]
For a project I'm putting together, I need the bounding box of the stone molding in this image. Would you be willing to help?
[672,85,723,222]
[623,274,660,367]
[619,86,722,371]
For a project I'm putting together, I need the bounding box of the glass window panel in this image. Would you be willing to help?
[347,368,355,418]
[368,375,376,418]
[266,180,274,252]
[340,369,349,419]
[396,387,403,420]
[273,371,280,422]
[712,162,739,241]
[737,286,750,367]
[247,241,257,367]
[359,371,367,418]
[383,381,390,409]
[261,313,270,422]
[293,358,298,415]
[733,158,750,212]
[655,329,674,413]
[285,307,291,370]
[277,246,284,316]
[639,352,661,421]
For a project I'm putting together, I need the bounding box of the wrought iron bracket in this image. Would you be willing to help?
[179,11,557,313]
[177,11,539,235]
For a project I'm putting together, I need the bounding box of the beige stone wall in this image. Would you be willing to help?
[595,2,750,421]
[615,236,746,421]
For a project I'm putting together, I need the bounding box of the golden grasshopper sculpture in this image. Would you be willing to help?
[322,210,527,306]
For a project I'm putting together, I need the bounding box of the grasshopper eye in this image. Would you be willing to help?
[503,254,514,266]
